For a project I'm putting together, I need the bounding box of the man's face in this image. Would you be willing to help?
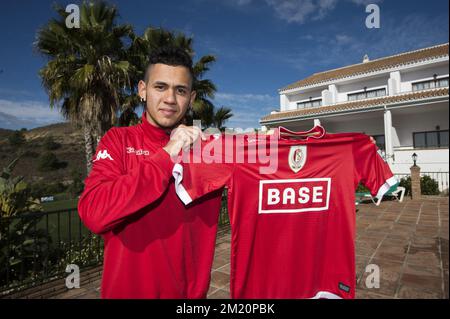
[139,63,196,129]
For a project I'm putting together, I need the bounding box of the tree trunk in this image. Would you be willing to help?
[84,125,95,175]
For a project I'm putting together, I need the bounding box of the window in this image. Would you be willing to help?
[347,88,386,101]
[297,98,322,109]
[412,76,449,92]
[372,135,385,151]
[440,130,449,146]
[413,130,449,148]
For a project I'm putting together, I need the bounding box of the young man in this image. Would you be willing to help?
[78,47,223,299]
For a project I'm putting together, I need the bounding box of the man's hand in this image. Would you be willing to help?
[163,125,205,158]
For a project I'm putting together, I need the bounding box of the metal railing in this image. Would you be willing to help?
[394,171,449,193]
[1,193,230,295]
[0,209,102,295]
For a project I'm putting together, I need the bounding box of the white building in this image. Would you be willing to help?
[260,43,449,191]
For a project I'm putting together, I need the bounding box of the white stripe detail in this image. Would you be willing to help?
[375,176,398,200]
[172,164,193,205]
[310,291,343,299]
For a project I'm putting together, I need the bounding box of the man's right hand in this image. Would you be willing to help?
[163,125,205,158]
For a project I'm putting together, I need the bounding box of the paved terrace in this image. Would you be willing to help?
[5,196,449,299]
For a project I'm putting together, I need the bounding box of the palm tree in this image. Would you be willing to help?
[35,2,133,173]
[213,106,233,131]
[36,3,232,174]
[190,101,233,131]
[192,55,217,114]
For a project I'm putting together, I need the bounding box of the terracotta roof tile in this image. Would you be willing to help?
[261,88,449,123]
[281,43,449,92]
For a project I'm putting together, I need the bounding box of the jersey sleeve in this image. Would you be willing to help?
[78,128,175,234]
[173,135,234,205]
[352,134,397,199]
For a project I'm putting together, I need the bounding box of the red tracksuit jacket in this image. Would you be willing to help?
[78,112,222,298]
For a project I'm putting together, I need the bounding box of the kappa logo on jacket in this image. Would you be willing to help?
[93,150,113,162]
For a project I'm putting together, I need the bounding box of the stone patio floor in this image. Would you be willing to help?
[53,196,449,299]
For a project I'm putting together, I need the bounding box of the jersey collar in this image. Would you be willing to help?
[278,125,326,141]
[141,111,171,141]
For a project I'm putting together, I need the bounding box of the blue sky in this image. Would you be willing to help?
[0,0,448,130]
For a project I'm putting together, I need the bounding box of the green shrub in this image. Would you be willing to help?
[30,182,67,199]
[43,136,61,151]
[399,176,411,195]
[68,169,84,197]
[0,160,93,290]
[420,175,440,195]
[23,150,39,158]
[0,216,63,289]
[52,193,73,201]
[37,152,59,172]
[399,175,440,196]
[356,183,370,193]
[0,157,42,218]
[0,157,60,289]
[8,131,26,147]
[56,234,103,269]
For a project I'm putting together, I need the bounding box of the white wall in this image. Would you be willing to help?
[400,64,449,93]
[335,76,389,102]
[286,89,324,109]
[392,149,449,174]
[392,149,449,192]
[274,58,449,189]
[278,112,385,136]
[278,61,449,112]
[322,117,384,135]
[272,107,449,178]
[280,94,289,111]
[392,109,449,147]
[390,104,449,179]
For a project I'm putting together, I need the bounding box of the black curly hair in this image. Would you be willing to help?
[144,46,195,88]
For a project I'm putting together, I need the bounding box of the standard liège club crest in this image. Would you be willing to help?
[288,146,307,173]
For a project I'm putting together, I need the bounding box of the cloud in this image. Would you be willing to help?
[264,0,332,24]
[0,111,39,130]
[223,0,384,24]
[215,92,278,104]
[335,34,353,45]
[349,0,382,5]
[264,0,382,24]
[0,99,65,129]
[275,10,448,73]
[214,92,278,129]
[314,0,339,20]
[263,0,382,24]
[361,12,448,58]
[224,0,337,23]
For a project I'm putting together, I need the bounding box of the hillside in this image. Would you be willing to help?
[0,122,87,184]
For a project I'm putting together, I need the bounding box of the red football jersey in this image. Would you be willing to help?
[173,129,396,299]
